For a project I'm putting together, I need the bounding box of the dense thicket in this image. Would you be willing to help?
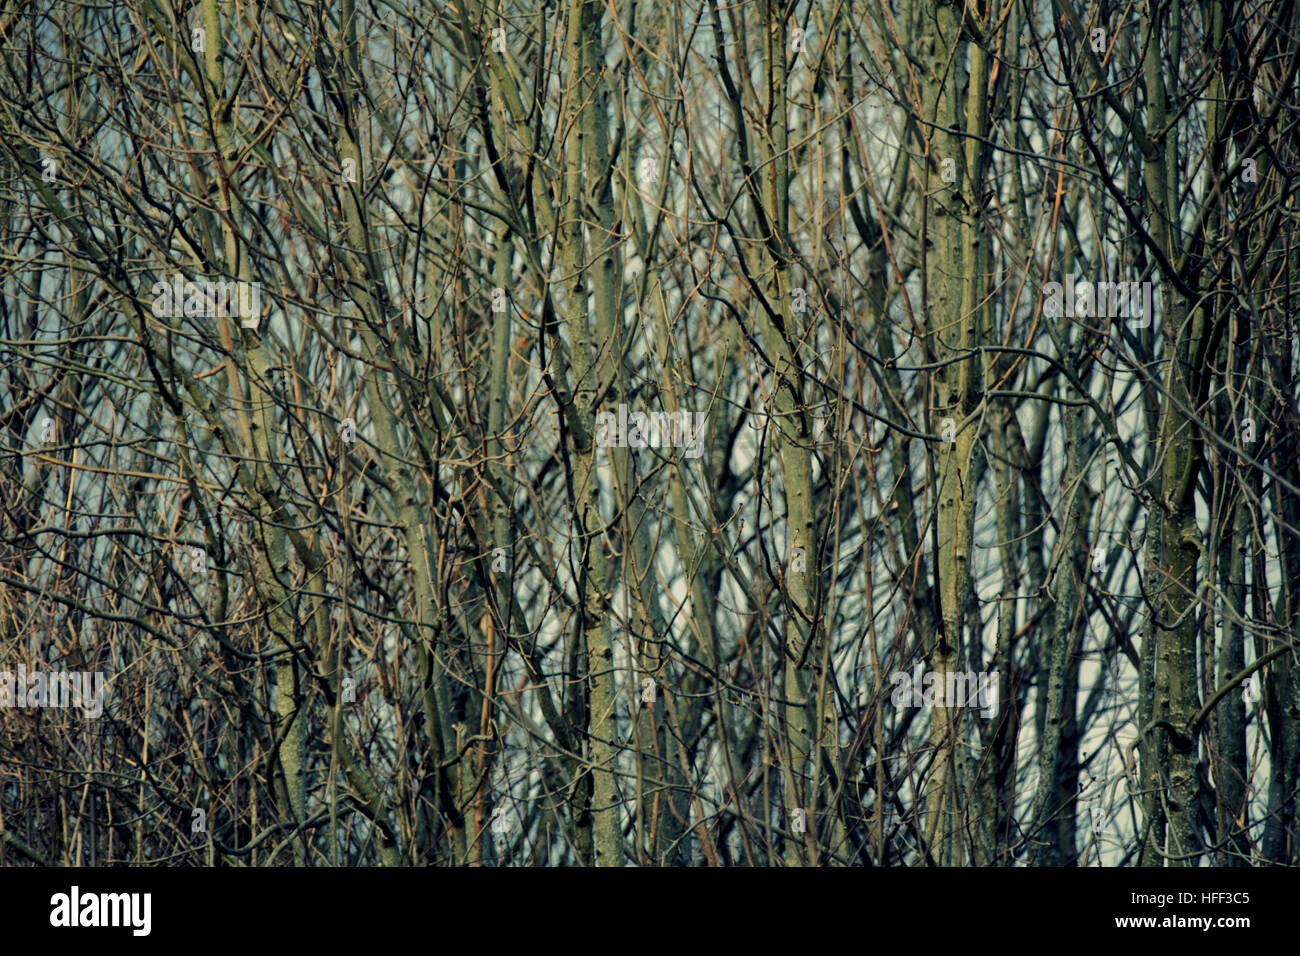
[1,0,1298,866]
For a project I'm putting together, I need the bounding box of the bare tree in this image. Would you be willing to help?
[1,0,1298,867]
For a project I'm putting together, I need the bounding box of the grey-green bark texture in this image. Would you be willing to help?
[0,0,1298,867]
